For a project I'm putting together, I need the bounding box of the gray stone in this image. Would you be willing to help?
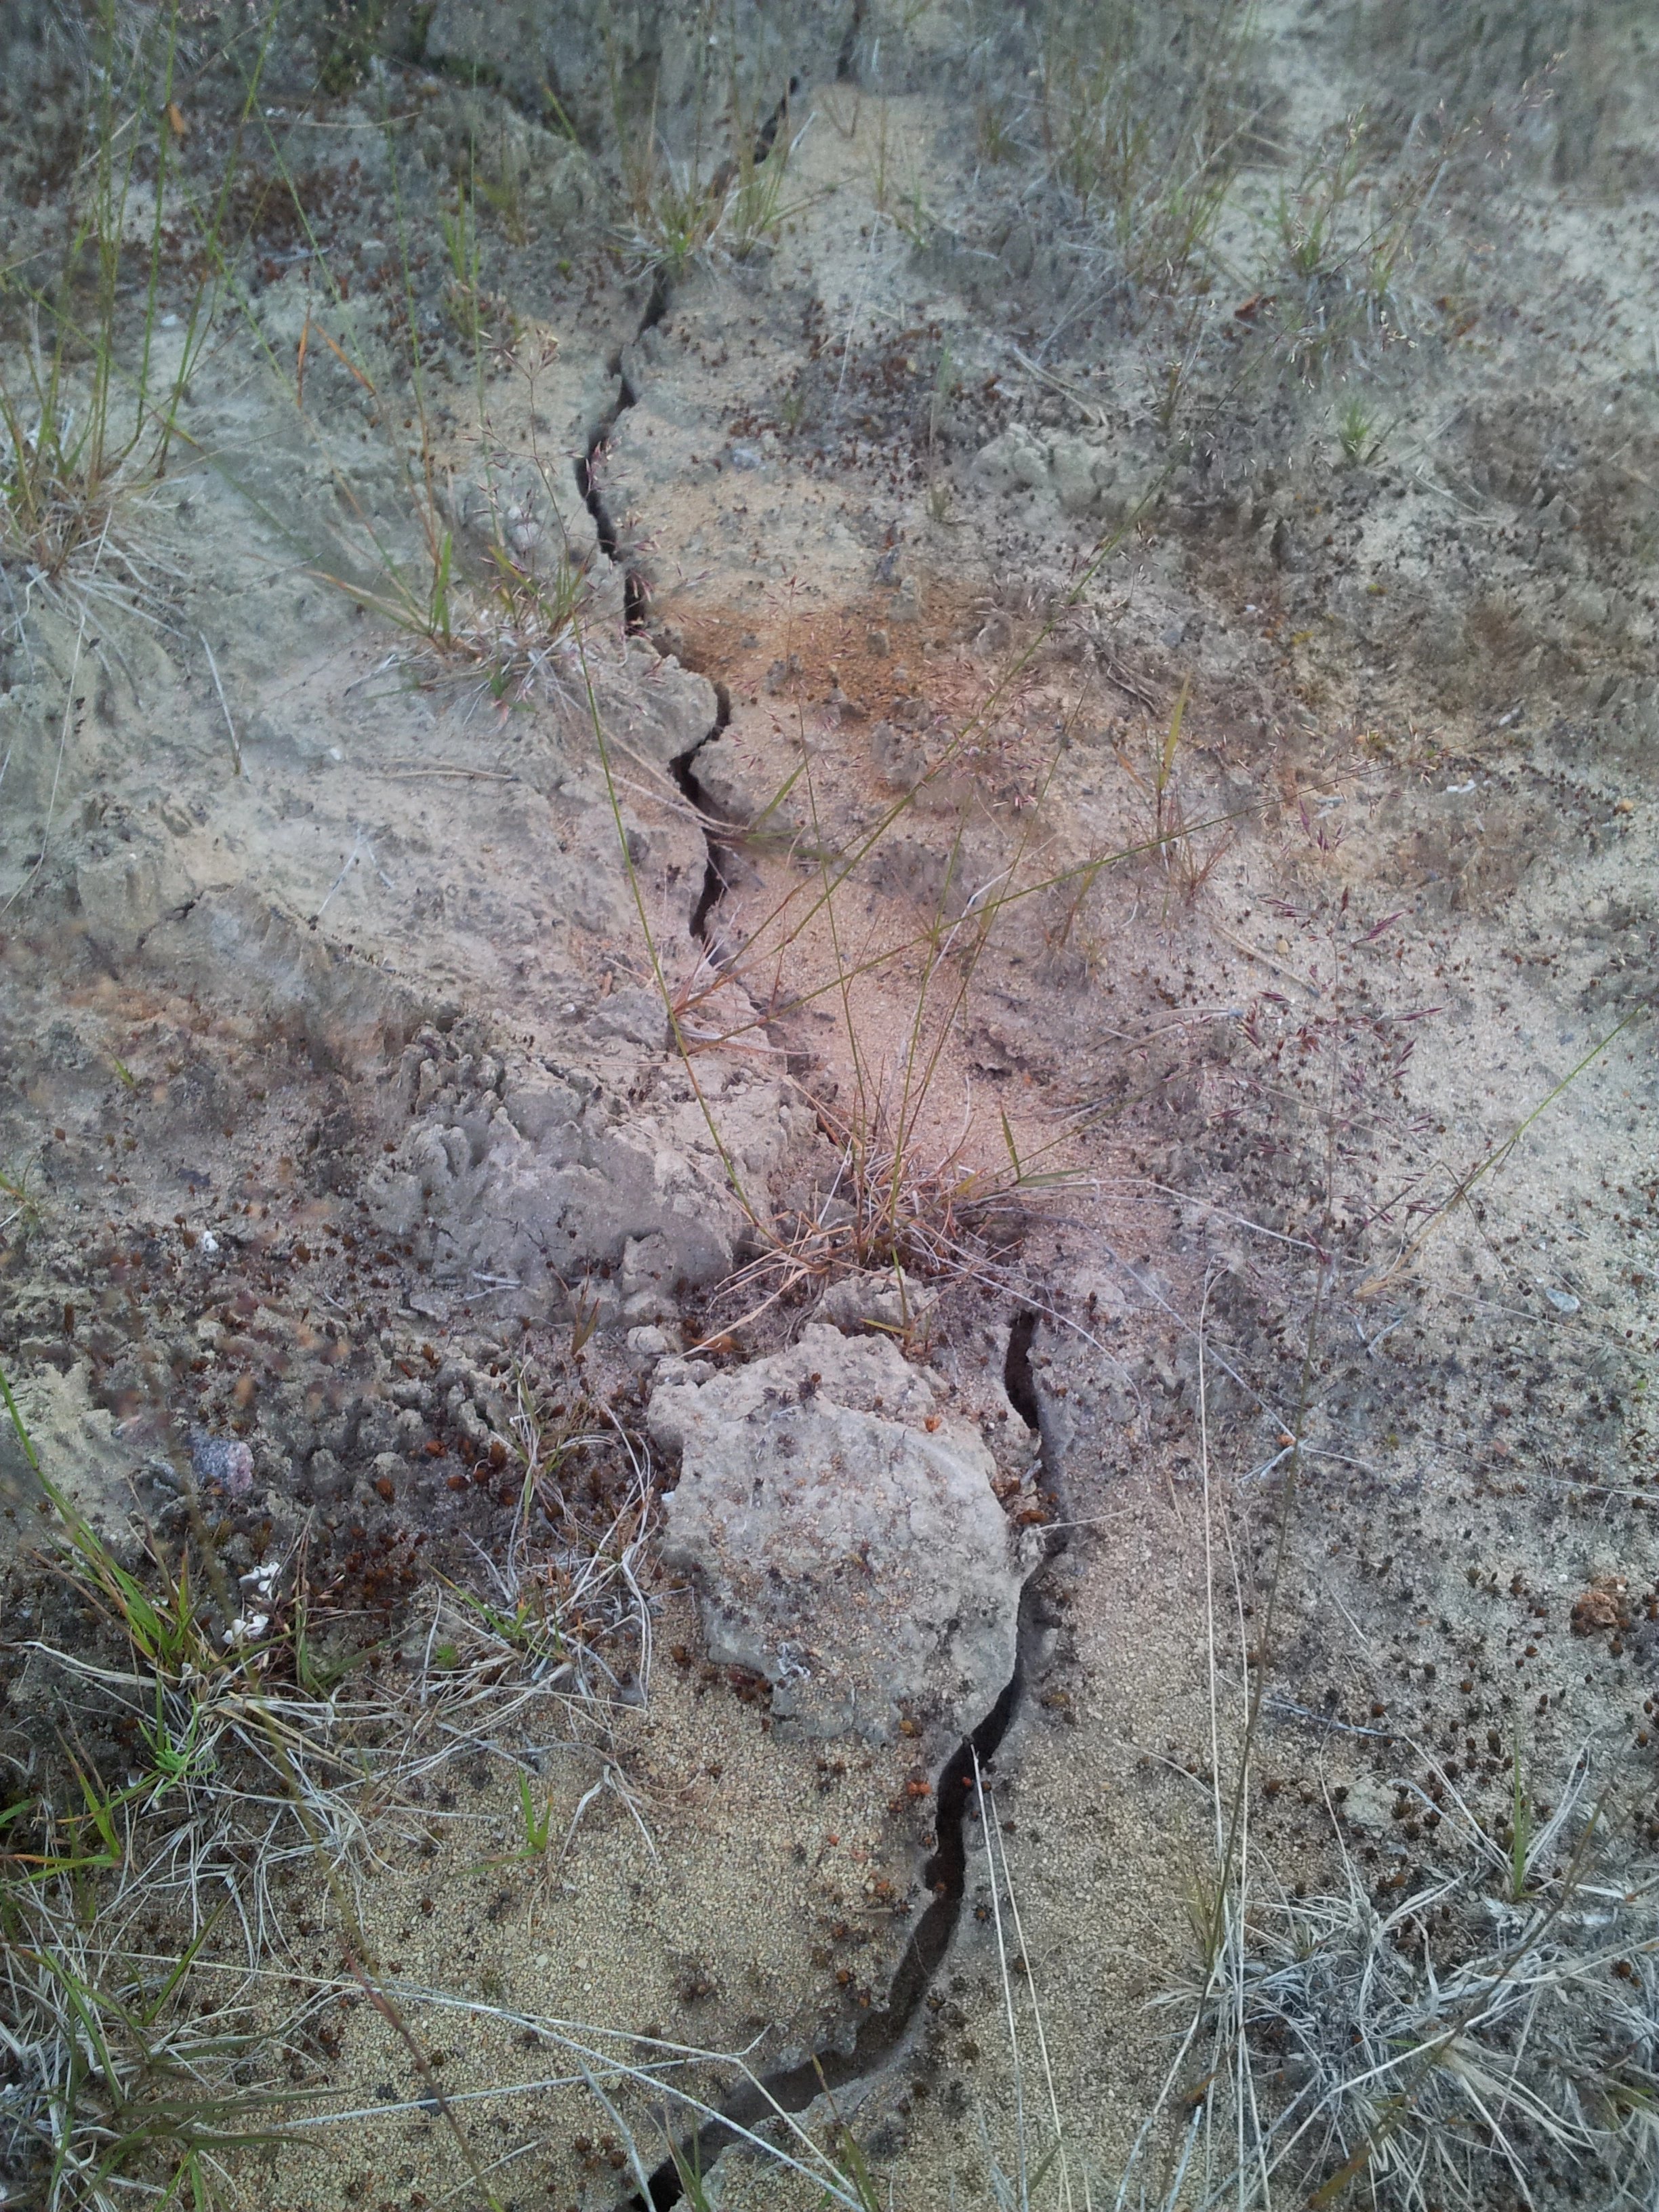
[689,733,802,827]
[306,1448,346,1500]
[972,424,1050,495]
[1047,433,1121,518]
[1338,1776,1395,1835]
[190,1429,254,1497]
[588,985,670,1049]
[972,424,1141,523]
[615,644,718,768]
[817,1268,938,1336]
[449,455,598,573]
[649,1326,1031,1749]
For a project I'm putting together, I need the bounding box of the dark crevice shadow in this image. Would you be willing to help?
[575,429,621,573]
[579,97,785,933]
[602,67,1072,2204]
[670,683,739,945]
[1004,1308,1042,1431]
[576,65,798,611]
[684,853,726,945]
[756,77,801,160]
[622,567,650,632]
[670,744,728,945]
[629,1310,1069,2211]
[630,1612,1033,2212]
[836,1,865,82]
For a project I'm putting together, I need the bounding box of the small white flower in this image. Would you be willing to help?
[243,1557,281,1600]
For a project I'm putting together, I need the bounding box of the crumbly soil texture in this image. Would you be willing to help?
[1,4,1657,2210]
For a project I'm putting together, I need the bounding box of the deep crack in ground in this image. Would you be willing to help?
[573,81,1076,2188]
[631,1310,1064,2208]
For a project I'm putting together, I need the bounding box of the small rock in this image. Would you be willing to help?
[973,424,1050,495]
[588,985,670,1049]
[1047,434,1118,517]
[1270,516,1305,571]
[307,1448,345,1499]
[818,1269,939,1336]
[650,1325,1030,1749]
[1338,1776,1393,1834]
[689,735,777,823]
[190,1429,253,1497]
[869,722,924,792]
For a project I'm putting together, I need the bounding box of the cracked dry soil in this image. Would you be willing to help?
[1,3,1658,2209]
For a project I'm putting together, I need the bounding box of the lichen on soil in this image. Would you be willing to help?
[1,3,1657,2210]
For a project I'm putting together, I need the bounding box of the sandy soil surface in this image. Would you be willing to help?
[1,5,1656,2211]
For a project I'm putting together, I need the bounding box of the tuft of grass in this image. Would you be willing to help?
[1335,390,1385,465]
[3,1350,669,2209]
[727,139,813,262]
[1255,106,1452,380]
[438,179,487,346]
[1271,110,1369,282]
[578,448,1254,1349]
[1038,0,1256,294]
[1111,676,1233,905]
[512,1771,557,1857]
[315,0,392,98]
[203,121,588,704]
[1150,307,1206,436]
[975,94,1021,167]
[3,1349,655,1919]
[0,1155,44,1240]
[1107,1283,1659,2212]
[1214,1753,1658,2211]
[0,1,272,657]
[0,1863,309,2212]
[617,122,816,287]
[620,155,727,287]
